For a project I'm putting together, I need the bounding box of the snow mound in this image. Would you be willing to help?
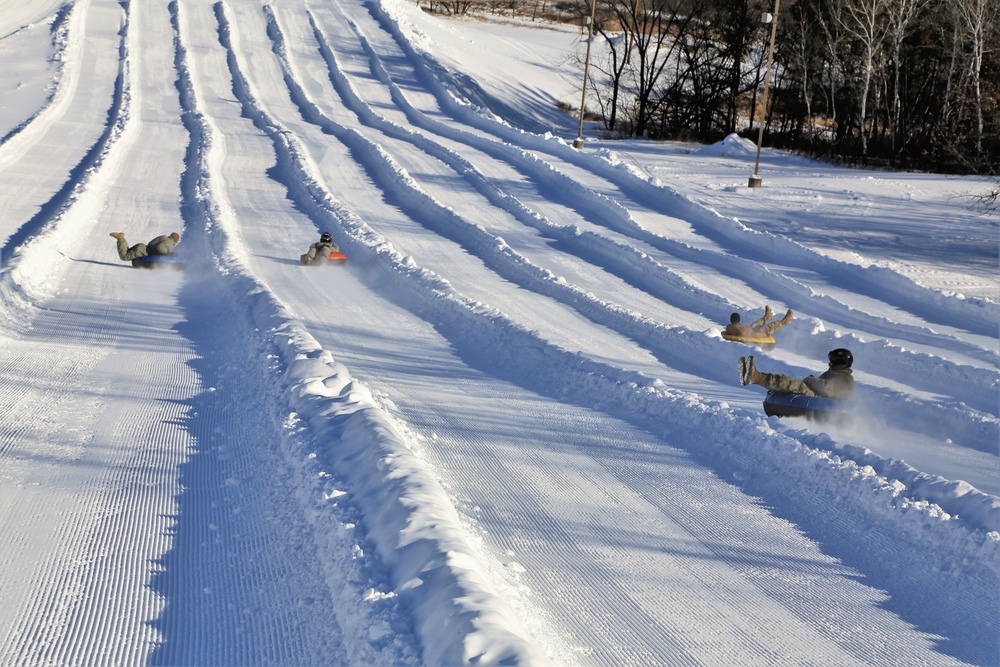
[696,132,757,157]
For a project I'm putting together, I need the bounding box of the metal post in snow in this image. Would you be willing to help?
[749,0,781,188]
[573,0,598,150]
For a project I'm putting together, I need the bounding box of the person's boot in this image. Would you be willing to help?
[778,309,793,325]
[109,232,125,240]
[739,356,762,385]
[763,305,772,321]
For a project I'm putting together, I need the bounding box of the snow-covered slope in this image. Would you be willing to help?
[0,0,996,665]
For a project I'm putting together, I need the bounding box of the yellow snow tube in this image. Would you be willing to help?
[722,332,776,348]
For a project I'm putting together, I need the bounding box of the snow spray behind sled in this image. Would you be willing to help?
[131,254,186,270]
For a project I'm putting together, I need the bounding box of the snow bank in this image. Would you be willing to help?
[694,132,757,158]
[255,299,545,666]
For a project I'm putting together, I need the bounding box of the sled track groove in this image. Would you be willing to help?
[162,2,420,662]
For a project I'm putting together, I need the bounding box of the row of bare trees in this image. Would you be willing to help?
[572,0,998,173]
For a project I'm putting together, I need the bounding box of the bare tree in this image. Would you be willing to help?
[882,0,931,160]
[785,2,818,137]
[429,0,476,15]
[835,0,890,157]
[814,0,849,145]
[588,0,637,132]
[951,0,1000,160]
[626,0,699,137]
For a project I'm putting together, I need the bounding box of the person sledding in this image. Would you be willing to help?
[110,231,180,262]
[724,305,792,339]
[300,231,344,265]
[738,348,855,399]
[740,349,854,421]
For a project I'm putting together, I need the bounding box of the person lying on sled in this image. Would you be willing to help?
[724,305,792,339]
[738,348,855,399]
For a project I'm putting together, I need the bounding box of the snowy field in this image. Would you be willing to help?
[0,0,997,665]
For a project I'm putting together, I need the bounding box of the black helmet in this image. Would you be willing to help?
[320,232,332,243]
[828,348,853,368]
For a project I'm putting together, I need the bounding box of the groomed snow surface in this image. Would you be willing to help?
[0,0,997,665]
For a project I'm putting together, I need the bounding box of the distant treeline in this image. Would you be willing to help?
[426,0,998,175]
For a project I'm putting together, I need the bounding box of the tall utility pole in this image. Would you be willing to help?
[573,0,598,150]
[749,0,780,187]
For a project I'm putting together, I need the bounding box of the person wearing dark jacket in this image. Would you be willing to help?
[724,305,793,338]
[300,231,339,264]
[110,232,180,261]
[739,348,855,399]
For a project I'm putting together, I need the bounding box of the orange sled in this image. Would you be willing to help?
[300,251,347,266]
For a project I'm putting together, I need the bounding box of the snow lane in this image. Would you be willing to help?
[0,0,379,662]
[0,5,68,141]
[562,148,998,346]
[0,2,189,662]
[171,0,425,662]
[147,276,355,667]
[0,274,189,665]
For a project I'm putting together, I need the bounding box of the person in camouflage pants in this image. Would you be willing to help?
[739,349,855,399]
